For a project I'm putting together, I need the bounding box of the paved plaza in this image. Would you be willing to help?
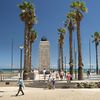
[0,87,100,100]
[0,72,100,100]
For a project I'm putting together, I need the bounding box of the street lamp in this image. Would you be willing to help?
[89,37,91,72]
[19,46,23,78]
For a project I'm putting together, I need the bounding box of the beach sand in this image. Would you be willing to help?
[0,87,100,100]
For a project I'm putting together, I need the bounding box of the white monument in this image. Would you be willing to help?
[39,37,50,71]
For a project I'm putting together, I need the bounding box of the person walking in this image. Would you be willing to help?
[43,68,46,80]
[87,70,90,78]
[66,72,72,83]
[60,70,64,80]
[55,71,59,80]
[16,78,25,96]
[52,78,55,89]
[47,75,52,89]
[51,71,56,89]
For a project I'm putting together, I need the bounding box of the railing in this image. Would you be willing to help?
[0,72,19,81]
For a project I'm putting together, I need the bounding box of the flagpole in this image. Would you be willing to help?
[11,39,13,73]
[89,38,91,72]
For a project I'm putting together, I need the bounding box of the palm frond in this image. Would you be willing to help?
[58,27,66,34]
[30,29,38,43]
[18,1,36,24]
[70,1,88,13]
[92,32,100,43]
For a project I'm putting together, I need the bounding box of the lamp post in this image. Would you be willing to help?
[65,56,67,75]
[10,39,13,79]
[19,46,23,78]
[11,39,13,73]
[89,38,91,72]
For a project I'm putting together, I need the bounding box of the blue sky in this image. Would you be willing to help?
[0,0,100,69]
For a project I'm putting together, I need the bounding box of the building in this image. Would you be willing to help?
[39,37,50,71]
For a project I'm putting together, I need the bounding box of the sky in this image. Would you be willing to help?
[0,0,100,70]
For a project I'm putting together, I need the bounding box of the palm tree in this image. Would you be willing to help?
[65,11,76,77]
[58,28,66,72]
[70,1,88,80]
[29,29,37,71]
[92,32,100,74]
[18,1,36,79]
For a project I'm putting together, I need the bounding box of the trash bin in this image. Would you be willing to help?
[5,81,10,85]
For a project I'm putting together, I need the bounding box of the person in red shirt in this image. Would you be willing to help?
[66,72,72,83]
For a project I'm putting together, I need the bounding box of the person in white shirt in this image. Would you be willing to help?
[16,78,25,96]
[43,68,46,80]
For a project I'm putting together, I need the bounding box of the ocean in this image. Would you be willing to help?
[0,68,20,73]
[0,68,96,73]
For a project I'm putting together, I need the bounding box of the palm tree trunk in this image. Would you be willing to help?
[23,23,30,79]
[95,44,99,74]
[23,23,31,80]
[61,45,64,71]
[59,45,63,71]
[58,43,63,72]
[77,13,83,80]
[29,41,32,71]
[29,40,32,72]
[68,21,73,76]
[58,43,60,73]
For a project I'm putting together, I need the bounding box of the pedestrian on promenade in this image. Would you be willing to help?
[52,78,55,89]
[43,68,46,80]
[51,70,55,79]
[47,75,52,89]
[51,71,56,89]
[16,78,25,96]
[87,70,90,78]
[66,72,72,83]
[60,70,64,80]
[55,71,59,80]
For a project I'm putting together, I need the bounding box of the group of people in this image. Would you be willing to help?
[43,69,72,81]
[59,71,72,83]
[42,69,72,89]
[47,71,72,89]
[15,69,72,96]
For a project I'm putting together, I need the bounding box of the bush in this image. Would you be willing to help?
[77,82,97,88]
[88,82,97,88]
[97,82,100,88]
[77,83,84,88]
[84,82,90,88]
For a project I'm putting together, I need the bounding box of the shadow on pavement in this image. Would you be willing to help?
[11,94,24,97]
[0,91,4,92]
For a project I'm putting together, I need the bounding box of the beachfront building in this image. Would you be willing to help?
[39,36,50,71]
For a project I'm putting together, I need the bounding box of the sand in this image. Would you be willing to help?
[0,87,100,100]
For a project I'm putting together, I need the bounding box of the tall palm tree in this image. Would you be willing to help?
[29,29,37,71]
[92,32,100,74]
[18,1,36,79]
[65,11,76,77]
[58,28,66,72]
[70,1,88,80]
